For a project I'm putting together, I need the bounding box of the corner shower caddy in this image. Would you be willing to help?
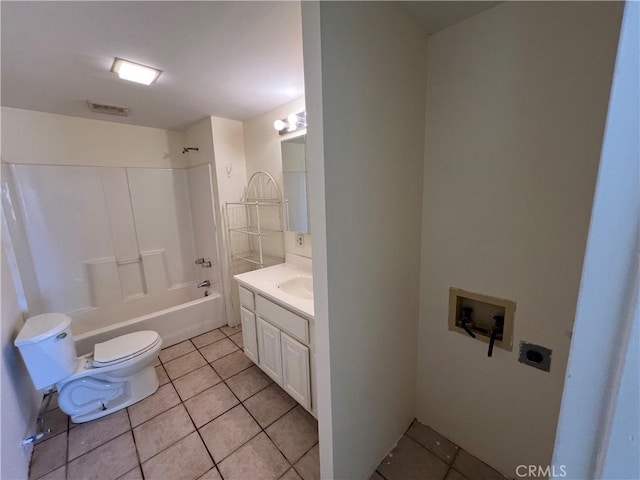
[225,171,285,270]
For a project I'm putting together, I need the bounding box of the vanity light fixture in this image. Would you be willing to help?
[110,57,162,85]
[273,111,307,135]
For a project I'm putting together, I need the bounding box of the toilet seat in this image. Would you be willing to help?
[93,331,161,367]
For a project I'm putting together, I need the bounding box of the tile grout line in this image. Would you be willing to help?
[180,371,220,480]
[441,447,461,480]
[375,469,389,480]
[289,440,320,479]
[194,327,318,479]
[64,410,69,480]
[376,420,460,480]
[92,361,199,474]
[29,328,226,480]
[187,330,246,480]
[182,340,274,479]
[29,430,67,480]
[405,418,462,470]
[131,330,252,479]
[34,326,315,480]
[158,338,198,364]
[194,327,319,477]
[125,407,146,480]
[187,333,316,479]
[160,325,240,365]
[207,360,295,474]
[164,343,245,383]
[67,430,136,480]
[126,359,219,477]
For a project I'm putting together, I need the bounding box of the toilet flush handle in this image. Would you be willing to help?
[56,332,67,339]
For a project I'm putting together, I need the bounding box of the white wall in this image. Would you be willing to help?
[1,241,40,480]
[188,164,222,291]
[302,2,427,477]
[211,117,248,207]
[554,2,639,478]
[1,107,187,168]
[243,97,312,258]
[184,118,226,305]
[185,117,249,326]
[301,2,332,474]
[417,2,623,477]
[244,97,305,188]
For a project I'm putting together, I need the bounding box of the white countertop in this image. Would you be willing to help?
[234,254,314,320]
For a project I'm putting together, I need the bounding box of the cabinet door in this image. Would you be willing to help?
[240,307,258,364]
[256,317,283,385]
[281,332,311,410]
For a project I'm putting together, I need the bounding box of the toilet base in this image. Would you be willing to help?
[59,364,159,424]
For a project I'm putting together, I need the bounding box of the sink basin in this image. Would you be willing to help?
[278,276,313,300]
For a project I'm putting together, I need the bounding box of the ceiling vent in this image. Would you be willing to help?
[87,100,130,117]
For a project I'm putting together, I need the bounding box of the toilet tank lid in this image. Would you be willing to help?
[14,313,72,346]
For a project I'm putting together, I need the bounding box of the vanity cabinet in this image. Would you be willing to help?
[240,306,258,363]
[238,285,313,413]
[256,317,283,384]
[280,332,311,408]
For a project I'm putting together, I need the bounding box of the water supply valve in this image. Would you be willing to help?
[194,258,212,268]
[487,315,504,357]
[448,288,515,356]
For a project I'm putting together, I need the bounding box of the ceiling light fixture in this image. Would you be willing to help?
[273,111,307,135]
[110,57,162,85]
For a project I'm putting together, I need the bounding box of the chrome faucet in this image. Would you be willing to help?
[197,280,210,288]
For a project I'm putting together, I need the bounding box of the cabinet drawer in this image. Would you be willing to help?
[238,285,255,310]
[255,295,309,344]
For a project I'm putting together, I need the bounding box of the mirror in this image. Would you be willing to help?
[281,134,309,233]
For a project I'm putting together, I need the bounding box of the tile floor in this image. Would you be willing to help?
[29,325,319,480]
[29,326,505,480]
[372,421,507,480]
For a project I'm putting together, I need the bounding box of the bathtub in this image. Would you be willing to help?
[73,292,225,356]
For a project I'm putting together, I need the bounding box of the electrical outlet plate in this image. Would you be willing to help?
[296,234,304,248]
[519,341,552,372]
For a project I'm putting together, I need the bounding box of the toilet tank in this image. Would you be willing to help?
[14,313,77,390]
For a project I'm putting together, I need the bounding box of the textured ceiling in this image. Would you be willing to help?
[1,1,501,132]
[1,1,305,131]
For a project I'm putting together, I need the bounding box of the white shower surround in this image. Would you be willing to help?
[4,162,224,347]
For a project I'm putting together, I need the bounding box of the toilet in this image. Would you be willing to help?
[14,313,162,423]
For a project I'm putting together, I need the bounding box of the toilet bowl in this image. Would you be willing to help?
[15,313,162,423]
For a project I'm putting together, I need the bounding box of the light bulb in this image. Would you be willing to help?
[273,119,287,131]
[287,113,299,128]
